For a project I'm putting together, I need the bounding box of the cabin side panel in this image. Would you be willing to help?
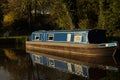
[30,30,89,43]
[30,32,42,41]
[30,33,34,41]
[30,33,39,41]
[73,32,88,43]
[54,33,67,42]
[46,31,89,43]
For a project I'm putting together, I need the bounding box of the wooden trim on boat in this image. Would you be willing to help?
[26,41,117,58]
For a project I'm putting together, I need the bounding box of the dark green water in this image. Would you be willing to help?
[0,45,120,80]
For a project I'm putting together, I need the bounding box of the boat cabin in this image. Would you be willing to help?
[30,29,107,44]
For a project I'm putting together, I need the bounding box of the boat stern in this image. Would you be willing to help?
[98,42,119,56]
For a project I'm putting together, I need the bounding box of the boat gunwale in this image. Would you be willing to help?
[26,41,118,49]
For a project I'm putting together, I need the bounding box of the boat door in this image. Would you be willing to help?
[67,33,71,42]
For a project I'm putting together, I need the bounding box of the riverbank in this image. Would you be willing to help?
[0,36,28,48]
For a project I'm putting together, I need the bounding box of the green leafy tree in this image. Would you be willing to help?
[0,0,8,28]
[107,0,120,36]
[100,0,120,36]
[0,4,3,27]
[65,0,99,29]
[50,0,74,30]
[34,0,74,30]
[77,0,99,29]
[0,0,120,36]
[98,0,105,29]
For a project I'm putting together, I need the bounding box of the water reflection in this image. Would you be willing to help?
[0,48,32,80]
[28,50,120,80]
[0,48,87,80]
[30,53,90,78]
[0,44,25,49]
[0,47,120,80]
[0,66,11,80]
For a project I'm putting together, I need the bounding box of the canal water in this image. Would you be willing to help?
[0,45,120,80]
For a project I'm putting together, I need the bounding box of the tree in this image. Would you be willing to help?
[77,0,99,29]
[50,0,74,30]
[0,0,8,28]
[91,0,120,36]
[0,4,3,27]
[3,11,15,27]
[65,0,99,29]
[108,0,120,35]
[98,0,105,29]
[0,0,120,36]
[34,0,74,30]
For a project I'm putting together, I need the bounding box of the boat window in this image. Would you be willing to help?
[49,58,55,67]
[74,34,82,42]
[48,34,54,41]
[34,34,39,40]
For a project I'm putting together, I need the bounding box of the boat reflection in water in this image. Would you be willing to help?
[28,51,120,80]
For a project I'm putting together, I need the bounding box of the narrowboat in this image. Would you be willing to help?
[26,29,118,59]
